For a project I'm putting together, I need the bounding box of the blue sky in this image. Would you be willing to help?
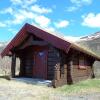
[0,0,100,42]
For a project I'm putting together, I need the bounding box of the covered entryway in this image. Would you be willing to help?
[18,46,48,79]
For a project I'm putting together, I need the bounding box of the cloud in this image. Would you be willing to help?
[0,7,13,14]
[10,0,22,5]
[45,27,56,32]
[31,5,52,14]
[82,13,100,28]
[34,15,51,27]
[0,0,54,33]
[4,10,36,25]
[67,0,92,12]
[0,0,52,27]
[0,22,6,27]
[71,0,92,5]
[10,0,37,7]
[67,6,78,12]
[32,22,55,32]
[54,20,69,28]
[8,28,17,34]
[64,36,81,42]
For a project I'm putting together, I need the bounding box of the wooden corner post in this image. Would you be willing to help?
[11,54,16,77]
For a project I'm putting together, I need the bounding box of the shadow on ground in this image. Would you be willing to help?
[12,77,52,86]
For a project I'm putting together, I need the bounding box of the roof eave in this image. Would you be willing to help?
[71,44,100,61]
[1,23,28,57]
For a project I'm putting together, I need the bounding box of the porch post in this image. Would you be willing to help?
[67,60,73,84]
[91,60,95,78]
[11,54,16,77]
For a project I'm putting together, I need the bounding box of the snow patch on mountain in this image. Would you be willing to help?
[80,31,100,41]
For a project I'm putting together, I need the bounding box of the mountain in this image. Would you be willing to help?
[0,42,20,76]
[0,42,14,76]
[78,31,100,55]
[77,31,100,78]
[0,42,7,53]
[80,31,100,41]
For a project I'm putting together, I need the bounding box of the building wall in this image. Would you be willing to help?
[47,45,68,80]
[17,44,95,84]
[47,45,60,80]
[68,49,95,83]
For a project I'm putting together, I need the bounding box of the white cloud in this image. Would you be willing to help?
[10,0,22,5]
[6,9,36,25]
[0,0,52,27]
[18,9,36,19]
[12,14,25,25]
[0,8,51,29]
[82,13,100,28]
[45,27,56,32]
[10,0,37,8]
[32,22,55,33]
[0,22,6,27]
[31,5,52,14]
[0,7,13,14]
[67,0,92,12]
[67,6,78,12]
[24,0,37,5]
[0,0,53,32]
[64,36,80,42]
[34,15,51,27]
[8,28,17,34]
[71,0,92,5]
[54,20,69,28]
[10,0,37,5]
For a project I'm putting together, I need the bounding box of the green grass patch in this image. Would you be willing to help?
[55,79,100,95]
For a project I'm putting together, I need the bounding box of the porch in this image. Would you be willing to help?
[11,45,48,80]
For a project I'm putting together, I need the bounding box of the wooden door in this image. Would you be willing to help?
[33,48,47,79]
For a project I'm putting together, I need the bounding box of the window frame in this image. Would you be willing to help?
[78,56,86,70]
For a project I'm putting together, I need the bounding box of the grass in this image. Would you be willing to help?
[56,79,100,95]
[0,78,100,100]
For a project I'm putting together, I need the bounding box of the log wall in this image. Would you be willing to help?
[47,45,61,80]
[19,46,33,77]
[69,49,95,83]
[16,38,95,85]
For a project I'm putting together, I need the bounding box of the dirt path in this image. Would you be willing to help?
[50,92,100,100]
[0,78,53,100]
[0,78,100,100]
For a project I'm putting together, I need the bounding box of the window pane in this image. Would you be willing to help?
[79,56,86,69]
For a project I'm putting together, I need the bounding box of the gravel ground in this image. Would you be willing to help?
[50,92,100,100]
[0,78,53,100]
[0,78,100,100]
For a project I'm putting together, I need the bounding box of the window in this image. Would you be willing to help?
[78,56,86,69]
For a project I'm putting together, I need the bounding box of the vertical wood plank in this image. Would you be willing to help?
[11,54,16,77]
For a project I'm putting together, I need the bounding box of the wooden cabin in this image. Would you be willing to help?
[1,23,100,87]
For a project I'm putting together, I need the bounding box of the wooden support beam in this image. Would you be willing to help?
[67,60,73,84]
[17,39,48,50]
[11,54,16,77]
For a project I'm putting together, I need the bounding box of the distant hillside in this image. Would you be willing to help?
[78,32,100,78]
[78,32,100,54]
[80,32,100,41]
[0,42,7,53]
[0,42,20,75]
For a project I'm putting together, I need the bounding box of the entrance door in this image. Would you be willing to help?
[33,48,47,79]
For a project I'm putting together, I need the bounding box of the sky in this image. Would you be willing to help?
[0,0,100,42]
